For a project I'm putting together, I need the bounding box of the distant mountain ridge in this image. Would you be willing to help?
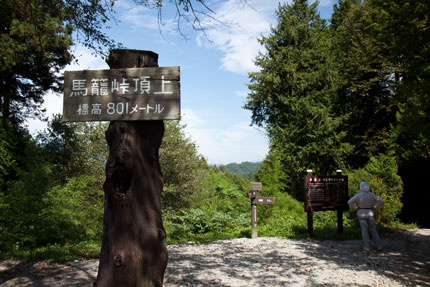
[223,161,261,179]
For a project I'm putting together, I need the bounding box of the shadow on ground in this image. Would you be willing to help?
[1,230,429,286]
[164,229,429,286]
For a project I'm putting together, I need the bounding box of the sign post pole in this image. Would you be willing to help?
[95,50,168,287]
[307,210,314,236]
[248,182,261,239]
[247,182,275,239]
[306,170,314,236]
[336,169,344,234]
[251,204,258,239]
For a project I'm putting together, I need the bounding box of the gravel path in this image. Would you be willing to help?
[1,229,429,286]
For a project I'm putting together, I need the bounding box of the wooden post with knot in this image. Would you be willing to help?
[95,49,168,287]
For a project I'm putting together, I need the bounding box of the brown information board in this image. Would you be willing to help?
[304,175,348,212]
[63,66,180,121]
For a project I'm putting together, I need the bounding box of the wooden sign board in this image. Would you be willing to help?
[250,182,263,191]
[304,175,348,212]
[63,66,180,122]
[252,197,276,205]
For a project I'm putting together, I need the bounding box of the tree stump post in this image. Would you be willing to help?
[95,49,168,287]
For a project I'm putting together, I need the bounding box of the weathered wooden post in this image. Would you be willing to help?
[63,49,180,287]
[336,169,344,234]
[95,50,169,287]
[305,170,314,236]
[247,182,275,239]
[248,182,261,239]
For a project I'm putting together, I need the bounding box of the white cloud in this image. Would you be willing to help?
[317,0,334,7]
[116,0,180,35]
[119,4,161,31]
[198,0,288,75]
[181,109,268,164]
[234,90,248,97]
[67,46,109,70]
[181,108,205,129]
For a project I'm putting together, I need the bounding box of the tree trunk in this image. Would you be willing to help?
[95,50,168,287]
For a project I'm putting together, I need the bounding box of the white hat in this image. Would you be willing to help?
[359,181,370,193]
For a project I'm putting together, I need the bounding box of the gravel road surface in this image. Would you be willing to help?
[1,229,429,286]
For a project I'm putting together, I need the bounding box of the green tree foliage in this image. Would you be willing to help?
[223,161,261,180]
[40,176,104,245]
[0,122,16,189]
[330,0,429,165]
[37,116,84,184]
[165,166,250,243]
[1,119,108,254]
[258,191,306,238]
[254,149,287,195]
[37,116,108,186]
[331,0,398,167]
[246,0,424,226]
[245,0,352,197]
[370,0,430,164]
[2,0,427,259]
[329,0,428,225]
[0,125,51,251]
[330,0,361,30]
[0,0,117,126]
[159,121,208,212]
[372,0,430,140]
[196,166,248,212]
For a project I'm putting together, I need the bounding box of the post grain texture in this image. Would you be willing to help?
[95,50,168,287]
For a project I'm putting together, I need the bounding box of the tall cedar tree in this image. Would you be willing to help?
[331,0,398,168]
[369,0,430,226]
[372,0,430,162]
[245,0,351,198]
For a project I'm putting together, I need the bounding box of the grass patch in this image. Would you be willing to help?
[1,222,415,262]
[1,241,101,262]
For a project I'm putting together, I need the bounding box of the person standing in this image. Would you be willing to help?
[348,181,384,251]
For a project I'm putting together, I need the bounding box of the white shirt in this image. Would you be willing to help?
[348,191,384,217]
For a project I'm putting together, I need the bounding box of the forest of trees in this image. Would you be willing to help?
[222,162,261,179]
[245,0,429,224]
[1,0,429,260]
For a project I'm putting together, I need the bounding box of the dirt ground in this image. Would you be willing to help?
[1,229,429,286]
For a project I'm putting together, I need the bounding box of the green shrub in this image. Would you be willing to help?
[164,167,250,244]
[164,208,249,244]
[257,190,359,239]
[346,153,403,225]
[39,175,104,245]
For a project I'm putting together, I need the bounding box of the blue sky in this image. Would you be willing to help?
[28,0,335,165]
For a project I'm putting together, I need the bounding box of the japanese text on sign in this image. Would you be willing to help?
[68,75,173,98]
[63,67,180,122]
[304,175,348,212]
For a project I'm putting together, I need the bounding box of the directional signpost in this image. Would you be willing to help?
[252,197,276,205]
[247,182,276,239]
